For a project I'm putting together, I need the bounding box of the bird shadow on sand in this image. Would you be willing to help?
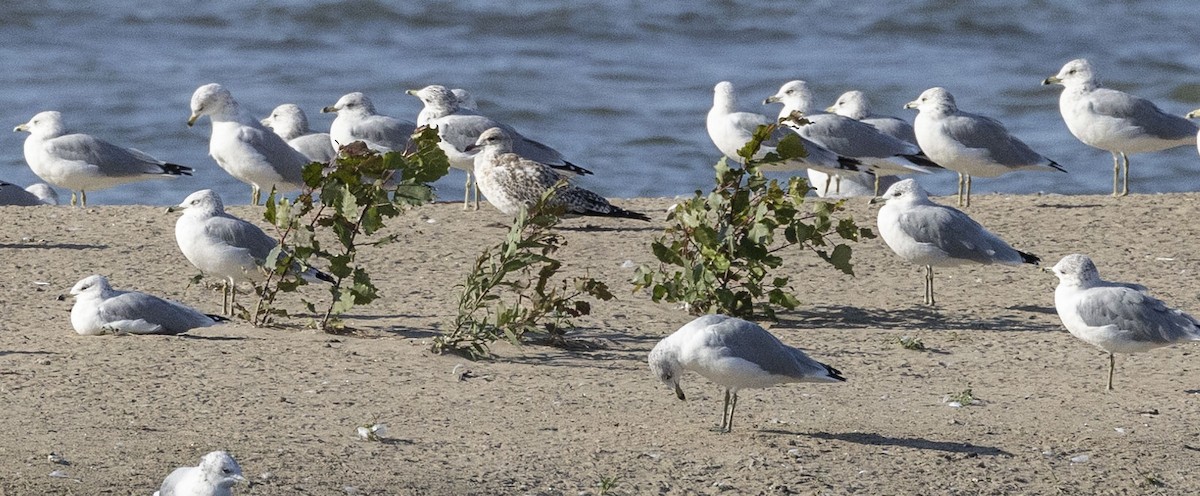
[787,431,1012,457]
[1033,202,1105,210]
[556,224,661,233]
[775,305,1061,332]
[0,243,108,250]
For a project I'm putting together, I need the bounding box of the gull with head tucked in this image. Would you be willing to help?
[261,103,336,164]
[827,90,918,145]
[321,92,415,154]
[153,450,246,496]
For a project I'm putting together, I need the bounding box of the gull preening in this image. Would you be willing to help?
[466,127,648,221]
[827,90,918,145]
[873,179,1039,305]
[764,80,937,196]
[905,87,1065,207]
[0,181,57,206]
[322,92,416,153]
[261,103,336,164]
[14,111,192,207]
[153,450,246,496]
[407,84,592,210]
[170,189,333,315]
[648,314,845,433]
[1044,59,1198,197]
[707,81,863,180]
[188,83,308,205]
[1050,254,1200,390]
[69,274,223,336]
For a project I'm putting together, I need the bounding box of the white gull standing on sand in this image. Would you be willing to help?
[826,90,918,145]
[707,81,864,180]
[188,83,308,205]
[1044,59,1197,197]
[69,274,223,336]
[321,92,416,153]
[649,314,845,433]
[14,111,192,207]
[1050,253,1200,390]
[170,189,333,315]
[407,84,592,210]
[873,179,1040,306]
[261,104,336,164]
[466,127,647,221]
[153,450,246,496]
[905,87,1065,207]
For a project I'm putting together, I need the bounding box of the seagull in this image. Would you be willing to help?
[170,189,333,315]
[417,87,478,124]
[321,92,416,153]
[14,111,191,207]
[153,451,246,496]
[406,84,592,210]
[764,80,937,195]
[69,274,224,336]
[873,179,1040,305]
[1050,254,1200,390]
[648,314,845,433]
[261,104,336,164]
[707,81,864,180]
[1043,59,1197,196]
[826,90,918,145]
[0,181,56,206]
[465,128,648,221]
[188,83,308,205]
[905,87,1065,207]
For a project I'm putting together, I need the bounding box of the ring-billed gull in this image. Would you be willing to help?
[826,90,918,145]
[905,87,1065,207]
[0,181,56,206]
[466,128,649,221]
[261,104,336,164]
[153,450,246,496]
[14,111,192,207]
[1043,59,1197,197]
[763,80,937,196]
[873,179,1040,306]
[1050,254,1200,390]
[170,189,333,315]
[69,274,223,336]
[707,81,865,185]
[416,87,478,124]
[321,92,416,153]
[188,84,308,205]
[648,314,845,433]
[407,85,592,210]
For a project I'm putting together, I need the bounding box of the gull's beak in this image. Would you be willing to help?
[869,196,885,205]
[1040,267,1054,275]
[463,143,482,153]
[1042,75,1062,86]
[903,100,919,110]
[186,113,200,127]
[13,122,28,132]
[321,105,338,114]
[166,205,185,213]
[404,89,419,97]
[673,382,685,401]
[233,474,248,484]
[824,104,836,113]
[259,117,271,127]
[1186,109,1200,119]
[763,94,781,105]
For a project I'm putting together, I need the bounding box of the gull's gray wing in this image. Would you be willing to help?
[707,318,837,381]
[289,133,336,163]
[44,133,172,176]
[801,114,921,158]
[0,181,44,206]
[230,125,308,184]
[156,466,194,496]
[350,115,416,151]
[1087,88,1198,141]
[1075,285,1200,345]
[896,203,1023,264]
[940,111,1049,167]
[863,115,918,145]
[99,291,214,334]
[204,214,278,261]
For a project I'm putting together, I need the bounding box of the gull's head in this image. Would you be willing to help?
[1043,58,1095,88]
[14,111,65,138]
[873,178,927,205]
[647,340,685,401]
[70,274,111,297]
[712,81,738,110]
[1188,108,1200,120]
[1051,254,1101,286]
[450,88,477,111]
[189,83,235,127]
[827,90,869,119]
[170,189,224,215]
[464,127,513,154]
[904,87,955,113]
[763,80,814,113]
[405,85,458,113]
[198,451,247,489]
[25,183,59,205]
[261,104,309,139]
[323,92,375,116]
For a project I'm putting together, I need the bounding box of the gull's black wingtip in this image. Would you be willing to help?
[162,163,194,176]
[1020,250,1041,266]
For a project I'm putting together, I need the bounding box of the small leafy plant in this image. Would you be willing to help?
[896,335,926,351]
[633,122,873,319]
[948,387,977,406]
[433,183,614,359]
[254,128,450,331]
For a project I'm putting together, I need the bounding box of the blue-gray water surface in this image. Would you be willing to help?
[3,1,1200,205]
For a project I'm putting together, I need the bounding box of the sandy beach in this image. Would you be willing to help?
[1,191,1199,495]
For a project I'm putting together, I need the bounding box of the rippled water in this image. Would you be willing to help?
[3,1,1199,205]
